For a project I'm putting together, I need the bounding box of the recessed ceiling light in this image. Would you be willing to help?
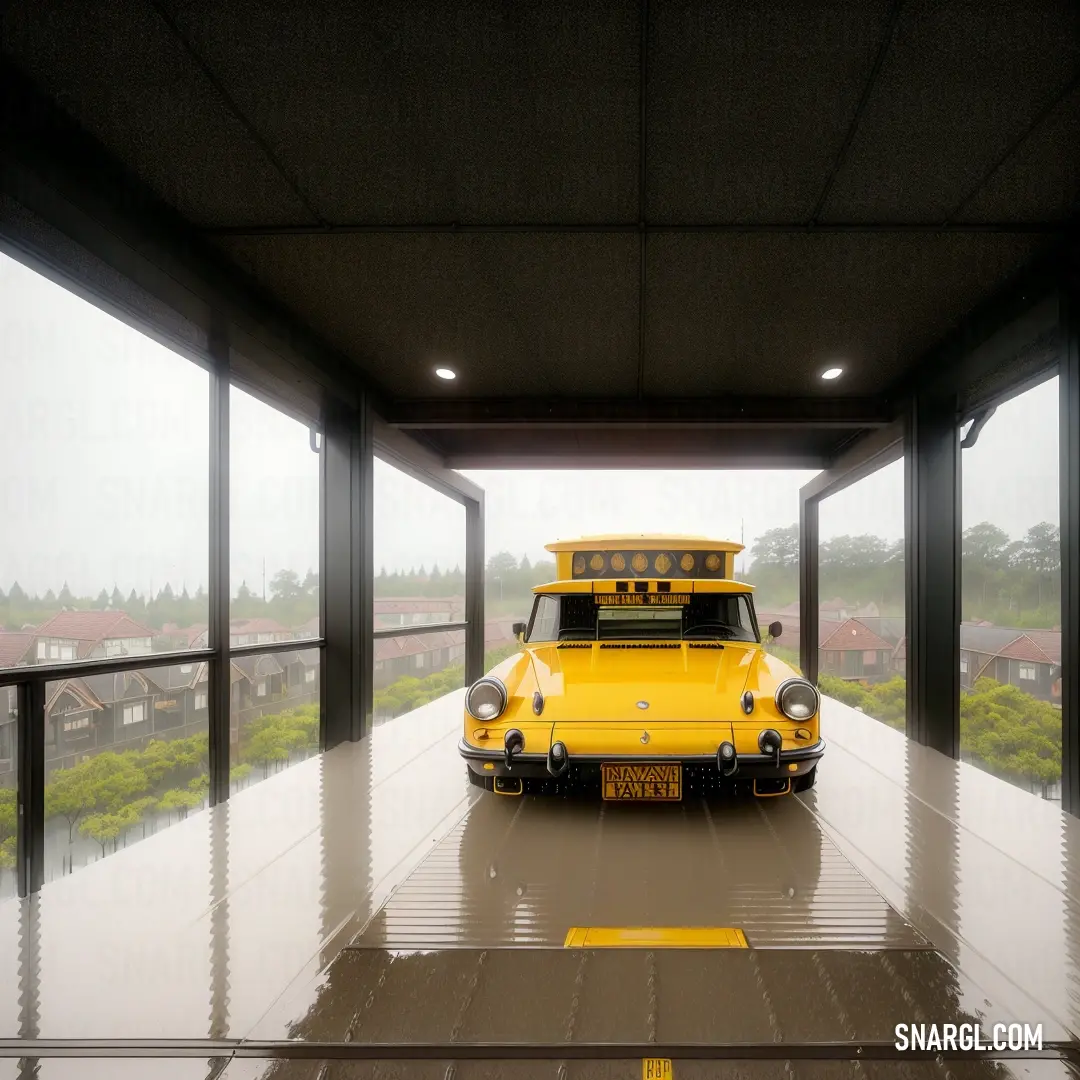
[821,367,844,381]
[434,367,457,381]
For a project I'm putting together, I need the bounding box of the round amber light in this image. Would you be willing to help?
[705,553,721,572]
[611,553,626,572]
[680,553,694,572]
[631,552,648,573]
[573,554,586,575]
[654,553,672,574]
[590,553,605,571]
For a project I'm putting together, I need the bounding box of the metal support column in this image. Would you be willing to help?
[15,679,45,898]
[322,395,373,747]
[207,336,231,806]
[1061,281,1080,814]
[465,495,485,686]
[905,393,961,757]
[799,495,819,684]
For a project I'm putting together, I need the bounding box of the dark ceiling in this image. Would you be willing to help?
[1,0,1077,466]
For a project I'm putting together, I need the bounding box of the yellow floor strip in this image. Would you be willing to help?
[563,926,748,948]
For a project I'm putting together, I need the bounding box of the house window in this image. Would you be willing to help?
[180,664,193,674]
[122,702,146,725]
[960,655,968,673]
[862,650,878,667]
[256,679,267,697]
[194,692,207,710]
[414,653,424,669]
[304,668,316,684]
[1019,663,1037,681]
[63,714,90,733]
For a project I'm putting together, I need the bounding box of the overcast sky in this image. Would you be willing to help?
[0,250,1062,596]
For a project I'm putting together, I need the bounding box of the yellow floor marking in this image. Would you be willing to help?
[563,926,748,948]
[642,1058,673,1079]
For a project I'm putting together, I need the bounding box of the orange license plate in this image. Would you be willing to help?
[602,763,682,801]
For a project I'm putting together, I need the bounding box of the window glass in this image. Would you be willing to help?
[230,386,320,641]
[815,459,907,730]
[374,458,466,629]
[44,663,210,882]
[373,631,466,726]
[0,251,209,668]
[230,649,320,792]
[960,377,1061,799]
[524,593,757,642]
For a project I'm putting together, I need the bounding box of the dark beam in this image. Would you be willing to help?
[203,221,1067,237]
[442,451,833,471]
[207,338,231,807]
[385,396,894,430]
[1061,274,1080,814]
[800,419,905,502]
[465,498,486,686]
[799,497,819,686]
[15,679,44,898]
[905,394,961,756]
[322,396,372,747]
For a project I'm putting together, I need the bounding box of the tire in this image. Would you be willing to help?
[467,767,494,791]
[793,767,817,793]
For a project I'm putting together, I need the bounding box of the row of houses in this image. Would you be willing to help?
[763,611,1063,705]
[0,601,525,779]
[0,648,320,782]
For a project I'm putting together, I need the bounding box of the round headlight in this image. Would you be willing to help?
[465,677,507,721]
[775,679,819,721]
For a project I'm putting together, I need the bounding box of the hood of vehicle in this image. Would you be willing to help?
[526,642,757,723]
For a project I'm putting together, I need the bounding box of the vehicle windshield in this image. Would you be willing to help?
[525,592,759,643]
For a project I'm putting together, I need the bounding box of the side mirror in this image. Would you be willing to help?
[768,621,783,640]
[512,621,526,638]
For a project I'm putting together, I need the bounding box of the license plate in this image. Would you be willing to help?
[602,762,682,801]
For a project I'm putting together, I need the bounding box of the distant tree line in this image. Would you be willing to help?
[745,521,1060,627]
[0,569,320,636]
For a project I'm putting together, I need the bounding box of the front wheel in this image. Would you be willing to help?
[793,767,817,793]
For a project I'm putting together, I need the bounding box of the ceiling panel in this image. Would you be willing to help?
[1,0,315,228]
[646,0,893,223]
[820,0,1080,223]
[955,84,1080,224]
[642,232,1051,397]
[165,0,640,225]
[215,232,641,396]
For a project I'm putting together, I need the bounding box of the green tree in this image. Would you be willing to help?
[750,525,799,566]
[157,788,204,821]
[270,569,303,602]
[46,766,95,842]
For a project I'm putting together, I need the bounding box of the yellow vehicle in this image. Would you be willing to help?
[459,535,824,799]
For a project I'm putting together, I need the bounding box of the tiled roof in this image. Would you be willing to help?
[231,654,285,680]
[819,619,893,652]
[34,611,155,645]
[995,633,1058,665]
[374,597,460,614]
[0,631,34,668]
[1024,629,1062,665]
[46,678,103,715]
[229,618,288,634]
[374,630,465,661]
